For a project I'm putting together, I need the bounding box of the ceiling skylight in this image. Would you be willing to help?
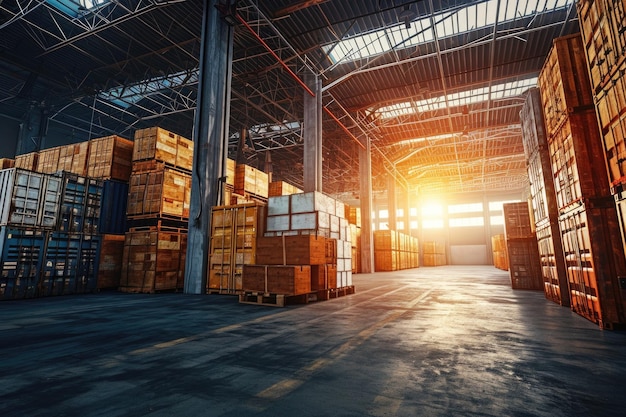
[46,0,109,17]
[323,0,572,64]
[373,77,538,120]
[99,70,199,109]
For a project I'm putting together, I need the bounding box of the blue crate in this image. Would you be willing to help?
[98,180,128,235]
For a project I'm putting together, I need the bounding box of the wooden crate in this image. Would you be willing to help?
[268,180,302,197]
[225,158,236,187]
[256,234,328,265]
[538,34,595,137]
[133,127,193,171]
[346,206,361,226]
[57,142,89,175]
[97,234,125,289]
[36,146,61,173]
[14,153,38,171]
[87,135,133,181]
[242,265,311,295]
[311,264,337,290]
[0,158,15,169]
[373,230,397,251]
[234,164,269,198]
[561,198,626,328]
[120,226,187,293]
[127,164,191,220]
[374,249,397,272]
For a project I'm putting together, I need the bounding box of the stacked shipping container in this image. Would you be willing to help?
[538,31,626,328]
[502,202,542,290]
[520,88,570,306]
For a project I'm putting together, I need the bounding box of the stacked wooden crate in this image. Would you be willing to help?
[208,203,265,294]
[520,88,570,306]
[422,241,446,266]
[491,234,508,271]
[373,230,419,272]
[232,163,269,205]
[539,33,626,328]
[268,180,302,197]
[246,191,352,299]
[502,202,542,290]
[120,127,192,293]
[14,153,37,171]
[221,158,237,205]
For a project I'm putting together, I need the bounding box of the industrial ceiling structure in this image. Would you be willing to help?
[0,0,580,199]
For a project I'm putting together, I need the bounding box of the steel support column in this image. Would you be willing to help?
[185,0,234,294]
[359,137,374,273]
[387,175,397,231]
[304,74,322,192]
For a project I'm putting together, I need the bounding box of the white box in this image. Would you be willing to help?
[335,200,345,218]
[330,215,340,232]
[337,239,344,258]
[330,231,340,240]
[266,215,290,231]
[346,271,353,286]
[291,191,335,215]
[267,195,290,216]
[343,241,352,257]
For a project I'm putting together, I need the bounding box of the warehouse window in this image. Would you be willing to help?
[323,0,572,64]
[488,200,521,211]
[422,219,444,229]
[46,0,109,17]
[397,221,405,230]
[409,207,417,216]
[378,209,389,219]
[450,217,484,227]
[410,220,418,230]
[448,203,483,214]
[374,77,537,119]
[491,215,504,225]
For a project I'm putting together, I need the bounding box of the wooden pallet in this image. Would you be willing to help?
[238,285,356,307]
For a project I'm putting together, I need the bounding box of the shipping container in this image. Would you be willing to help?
[505,238,543,291]
[547,111,611,211]
[538,34,595,137]
[502,202,535,240]
[40,232,100,296]
[98,180,129,235]
[0,227,46,300]
[535,220,570,306]
[559,202,626,328]
[56,172,103,234]
[0,168,62,229]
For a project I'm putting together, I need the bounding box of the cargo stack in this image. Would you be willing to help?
[0,158,15,169]
[120,127,192,293]
[422,241,446,266]
[345,205,362,274]
[83,135,133,290]
[242,191,353,304]
[208,203,265,294]
[0,168,107,299]
[520,88,570,306]
[231,163,269,205]
[221,158,237,205]
[538,32,626,328]
[491,234,508,271]
[502,202,542,290]
[373,230,419,272]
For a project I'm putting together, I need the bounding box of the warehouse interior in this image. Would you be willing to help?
[2,0,626,415]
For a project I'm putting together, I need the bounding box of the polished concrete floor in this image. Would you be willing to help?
[1,265,626,417]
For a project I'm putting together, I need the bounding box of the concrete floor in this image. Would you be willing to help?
[1,265,626,417]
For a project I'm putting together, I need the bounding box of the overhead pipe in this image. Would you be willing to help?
[237,12,366,151]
